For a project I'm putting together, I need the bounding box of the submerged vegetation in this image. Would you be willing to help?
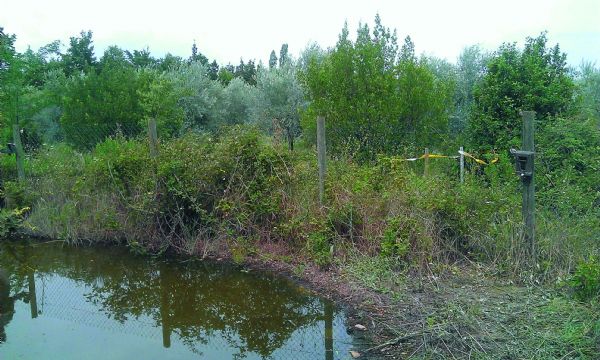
[1,15,599,358]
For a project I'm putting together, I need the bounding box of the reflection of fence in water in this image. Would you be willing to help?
[35,274,161,340]
[29,272,357,360]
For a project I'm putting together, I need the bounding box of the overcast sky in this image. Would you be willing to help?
[2,0,599,67]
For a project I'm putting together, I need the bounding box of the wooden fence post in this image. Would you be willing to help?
[317,116,326,206]
[148,118,159,158]
[12,124,25,180]
[423,148,430,177]
[521,111,536,260]
[459,146,465,183]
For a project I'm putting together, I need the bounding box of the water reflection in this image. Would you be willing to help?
[0,241,358,359]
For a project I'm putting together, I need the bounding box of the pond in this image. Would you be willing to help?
[0,241,362,359]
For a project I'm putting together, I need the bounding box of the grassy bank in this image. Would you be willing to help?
[1,126,599,358]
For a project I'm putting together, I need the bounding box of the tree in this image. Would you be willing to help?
[125,48,158,69]
[255,64,304,150]
[138,69,183,137]
[167,62,225,131]
[235,59,257,85]
[218,65,235,85]
[158,53,184,72]
[222,77,259,126]
[189,40,208,65]
[0,27,24,142]
[577,61,600,123]
[0,27,17,83]
[469,33,575,150]
[278,44,288,68]
[453,45,489,134]
[301,16,451,159]
[208,60,219,81]
[61,46,143,149]
[62,30,96,76]
[269,50,277,69]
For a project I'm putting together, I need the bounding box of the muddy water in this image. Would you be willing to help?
[0,241,360,359]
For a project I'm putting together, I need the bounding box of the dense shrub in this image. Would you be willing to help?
[4,124,596,277]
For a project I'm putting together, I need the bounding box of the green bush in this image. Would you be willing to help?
[569,257,600,301]
[380,217,410,258]
[0,207,28,238]
[1,180,30,209]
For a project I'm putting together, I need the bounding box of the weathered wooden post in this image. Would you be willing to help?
[423,148,430,177]
[521,111,536,259]
[510,111,536,261]
[12,124,25,180]
[459,146,465,183]
[148,118,159,158]
[317,116,326,206]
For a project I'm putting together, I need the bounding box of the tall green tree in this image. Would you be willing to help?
[278,44,288,68]
[61,46,143,149]
[125,48,158,69]
[269,50,277,69]
[469,33,575,150]
[62,30,97,76]
[138,69,183,137]
[189,40,208,65]
[301,16,452,159]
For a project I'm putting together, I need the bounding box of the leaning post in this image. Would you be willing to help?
[317,116,326,207]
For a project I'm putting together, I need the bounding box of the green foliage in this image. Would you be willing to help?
[62,30,97,76]
[138,69,184,137]
[61,47,144,149]
[300,16,453,160]
[569,257,600,301]
[1,180,31,209]
[577,61,600,123]
[469,32,575,151]
[452,45,489,135]
[255,64,304,149]
[167,61,226,131]
[536,116,600,215]
[306,228,332,266]
[0,27,17,84]
[0,207,28,238]
[222,77,258,126]
[380,217,410,258]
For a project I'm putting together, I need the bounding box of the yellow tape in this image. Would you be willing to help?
[384,151,497,165]
[458,150,498,165]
